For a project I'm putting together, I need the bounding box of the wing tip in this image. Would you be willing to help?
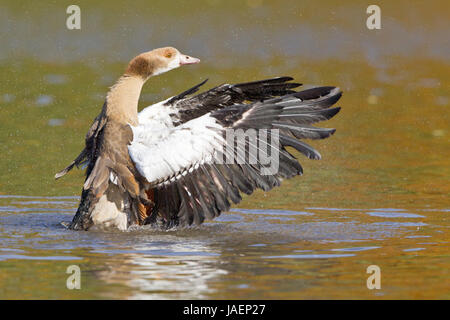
[54,172,64,180]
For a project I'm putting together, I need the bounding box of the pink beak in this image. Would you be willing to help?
[180,54,200,65]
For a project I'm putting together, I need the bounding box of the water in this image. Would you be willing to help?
[0,196,448,299]
[0,0,449,299]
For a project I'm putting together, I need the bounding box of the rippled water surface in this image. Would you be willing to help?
[0,196,448,299]
[0,1,449,299]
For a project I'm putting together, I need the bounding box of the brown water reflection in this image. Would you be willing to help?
[0,1,449,299]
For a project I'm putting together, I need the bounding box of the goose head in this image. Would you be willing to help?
[125,47,200,79]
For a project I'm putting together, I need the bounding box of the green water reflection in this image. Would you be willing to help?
[0,0,448,299]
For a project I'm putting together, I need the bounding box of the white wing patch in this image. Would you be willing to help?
[137,98,178,129]
[129,113,224,185]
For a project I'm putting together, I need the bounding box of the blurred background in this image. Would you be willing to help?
[0,1,448,299]
[0,0,448,207]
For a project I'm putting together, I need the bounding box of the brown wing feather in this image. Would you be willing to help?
[55,103,108,179]
[70,119,151,229]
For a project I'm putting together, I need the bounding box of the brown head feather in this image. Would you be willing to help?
[125,47,179,79]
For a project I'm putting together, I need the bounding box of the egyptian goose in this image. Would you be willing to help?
[56,47,342,231]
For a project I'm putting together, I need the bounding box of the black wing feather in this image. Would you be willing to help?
[166,77,302,125]
[147,79,342,228]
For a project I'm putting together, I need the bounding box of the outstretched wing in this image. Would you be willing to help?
[137,77,302,129]
[55,103,108,179]
[129,85,342,227]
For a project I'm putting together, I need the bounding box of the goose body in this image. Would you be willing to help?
[56,47,342,231]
